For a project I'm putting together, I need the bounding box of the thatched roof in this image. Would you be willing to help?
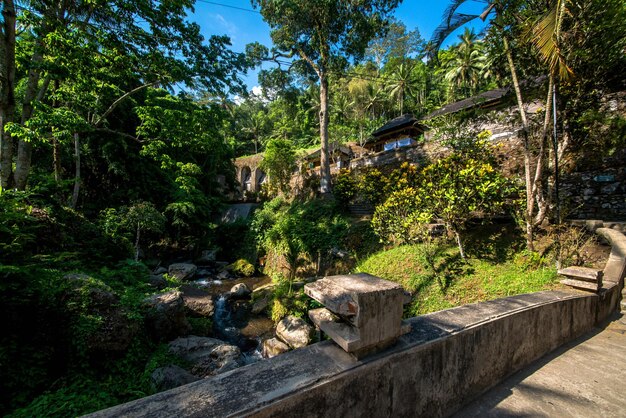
[303,145,352,161]
[371,114,427,138]
[422,77,547,120]
[422,87,510,120]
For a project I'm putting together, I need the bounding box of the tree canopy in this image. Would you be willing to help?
[250,0,400,193]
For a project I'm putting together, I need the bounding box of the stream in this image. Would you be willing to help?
[183,275,274,363]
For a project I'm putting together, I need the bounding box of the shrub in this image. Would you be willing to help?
[371,137,510,258]
[229,259,256,277]
[333,169,358,206]
[372,187,432,246]
[251,197,350,285]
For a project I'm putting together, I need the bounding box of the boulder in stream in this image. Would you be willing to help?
[196,249,217,265]
[251,294,271,314]
[217,269,233,280]
[168,336,243,377]
[151,365,200,392]
[144,290,191,341]
[153,266,168,275]
[230,283,251,300]
[168,263,197,281]
[276,315,315,349]
[183,292,215,317]
[148,274,167,289]
[262,337,290,358]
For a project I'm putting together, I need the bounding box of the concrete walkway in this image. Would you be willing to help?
[455,313,626,417]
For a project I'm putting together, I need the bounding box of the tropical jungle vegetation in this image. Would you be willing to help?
[0,0,624,416]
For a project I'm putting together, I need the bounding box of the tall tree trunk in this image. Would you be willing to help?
[0,0,16,189]
[319,73,331,194]
[71,132,80,208]
[135,222,141,261]
[52,80,62,182]
[14,48,45,190]
[528,75,554,233]
[502,35,537,251]
[53,136,62,182]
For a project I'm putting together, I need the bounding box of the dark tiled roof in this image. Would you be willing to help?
[304,145,352,161]
[422,87,510,120]
[371,114,427,138]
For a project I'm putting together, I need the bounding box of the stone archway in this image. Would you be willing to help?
[234,153,265,201]
[241,166,252,192]
[255,168,267,192]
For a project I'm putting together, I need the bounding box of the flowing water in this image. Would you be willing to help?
[207,282,274,362]
[183,270,274,361]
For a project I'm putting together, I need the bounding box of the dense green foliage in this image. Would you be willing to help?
[259,138,297,196]
[0,192,176,416]
[373,136,509,256]
[250,197,352,322]
[0,0,624,415]
[251,197,351,281]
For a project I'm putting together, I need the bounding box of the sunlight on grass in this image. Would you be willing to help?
[355,242,559,317]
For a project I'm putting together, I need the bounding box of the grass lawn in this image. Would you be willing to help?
[355,225,563,317]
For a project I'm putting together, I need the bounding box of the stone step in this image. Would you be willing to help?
[558,266,603,283]
[560,278,601,292]
[348,207,375,216]
[308,307,361,352]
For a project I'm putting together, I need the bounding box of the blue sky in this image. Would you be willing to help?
[188,0,489,90]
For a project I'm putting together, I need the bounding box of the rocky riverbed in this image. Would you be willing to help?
[145,257,315,392]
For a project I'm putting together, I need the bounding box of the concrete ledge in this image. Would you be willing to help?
[87,290,611,418]
[596,227,626,283]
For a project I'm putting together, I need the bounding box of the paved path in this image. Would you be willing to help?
[455,313,626,418]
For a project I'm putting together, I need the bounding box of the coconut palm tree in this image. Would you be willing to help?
[364,83,387,120]
[385,62,420,115]
[430,0,544,250]
[442,28,486,98]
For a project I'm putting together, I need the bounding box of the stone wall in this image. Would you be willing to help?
[561,151,626,220]
[423,92,626,221]
[559,91,626,220]
[87,283,622,418]
[348,145,429,169]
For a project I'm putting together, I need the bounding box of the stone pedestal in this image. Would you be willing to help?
[305,273,409,359]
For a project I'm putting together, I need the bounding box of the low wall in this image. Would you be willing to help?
[87,287,621,418]
[561,152,626,221]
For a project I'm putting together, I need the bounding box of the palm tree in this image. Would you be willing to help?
[430,0,543,250]
[442,29,486,98]
[527,0,572,232]
[386,62,420,116]
[243,111,268,154]
[331,91,352,124]
[364,83,387,120]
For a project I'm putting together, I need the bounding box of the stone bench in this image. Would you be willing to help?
[304,273,410,359]
[559,227,626,307]
[558,266,603,292]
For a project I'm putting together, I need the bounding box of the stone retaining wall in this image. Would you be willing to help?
[561,150,626,220]
[86,284,621,418]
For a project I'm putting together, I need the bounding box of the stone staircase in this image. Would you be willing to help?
[561,221,626,314]
[558,266,603,292]
[347,203,374,217]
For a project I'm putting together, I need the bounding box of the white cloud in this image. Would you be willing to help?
[210,13,238,40]
[233,95,244,105]
[251,86,263,97]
